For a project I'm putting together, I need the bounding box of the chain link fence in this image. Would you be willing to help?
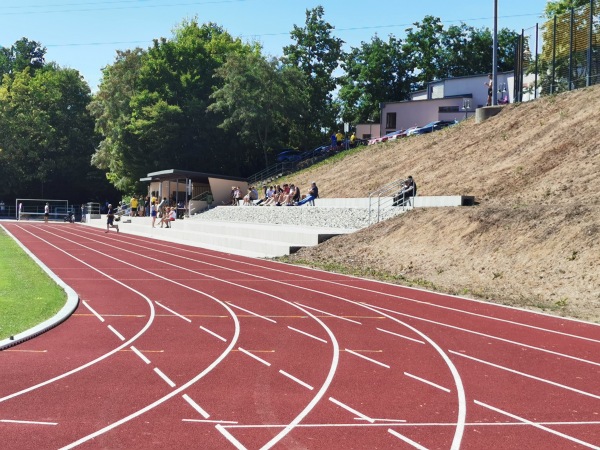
[514,0,599,101]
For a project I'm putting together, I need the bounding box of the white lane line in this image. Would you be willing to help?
[367,303,600,368]
[377,327,425,344]
[183,419,238,424]
[238,348,271,367]
[153,368,176,388]
[227,302,276,323]
[287,326,327,343]
[107,325,125,341]
[279,370,314,390]
[329,397,374,423]
[345,349,390,369]
[130,346,151,365]
[182,394,210,419]
[404,372,451,393]
[474,400,599,449]
[200,325,227,342]
[215,424,247,450]
[449,350,600,400]
[0,419,58,426]
[222,420,600,429]
[82,300,104,322]
[155,301,192,323]
[295,302,362,325]
[388,428,429,450]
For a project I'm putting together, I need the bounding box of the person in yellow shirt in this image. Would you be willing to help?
[130,196,138,217]
[335,130,344,146]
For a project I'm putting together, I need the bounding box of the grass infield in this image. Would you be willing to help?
[0,229,66,340]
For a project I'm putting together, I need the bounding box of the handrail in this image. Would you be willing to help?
[368,178,411,225]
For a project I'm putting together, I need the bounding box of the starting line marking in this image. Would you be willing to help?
[329,397,374,423]
[345,349,390,369]
[182,394,210,419]
[200,326,227,342]
[474,400,600,449]
[287,326,327,343]
[404,372,451,393]
[0,419,58,426]
[227,302,277,324]
[155,301,192,323]
[279,370,314,390]
[238,347,271,366]
[82,300,104,322]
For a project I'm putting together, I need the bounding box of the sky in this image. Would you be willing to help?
[0,0,550,92]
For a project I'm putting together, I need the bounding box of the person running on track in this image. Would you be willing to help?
[105,204,119,233]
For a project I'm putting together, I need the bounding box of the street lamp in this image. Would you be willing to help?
[492,0,498,106]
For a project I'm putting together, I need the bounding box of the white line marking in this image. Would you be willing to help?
[153,368,176,388]
[130,346,151,364]
[238,348,271,366]
[107,325,125,341]
[404,372,451,393]
[367,303,600,368]
[377,327,425,344]
[474,400,600,449]
[329,397,374,423]
[222,420,600,429]
[0,419,58,426]
[183,419,238,424]
[215,424,247,449]
[388,428,429,450]
[155,301,191,323]
[227,302,276,323]
[182,394,210,419]
[449,350,600,400]
[82,300,104,322]
[345,349,390,368]
[287,326,327,343]
[200,326,227,342]
[295,302,362,324]
[279,370,314,390]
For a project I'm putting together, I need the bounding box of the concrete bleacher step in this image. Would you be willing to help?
[84,216,355,258]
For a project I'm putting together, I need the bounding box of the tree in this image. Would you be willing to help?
[338,35,412,125]
[544,0,592,18]
[284,6,344,145]
[209,51,308,168]
[0,38,46,82]
[0,64,114,202]
[403,16,446,89]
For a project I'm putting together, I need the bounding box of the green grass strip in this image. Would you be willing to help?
[0,229,66,340]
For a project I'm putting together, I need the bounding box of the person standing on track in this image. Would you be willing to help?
[44,202,49,223]
[105,204,119,233]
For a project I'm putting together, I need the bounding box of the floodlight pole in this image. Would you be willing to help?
[492,0,498,106]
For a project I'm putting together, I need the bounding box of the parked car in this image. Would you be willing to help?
[407,120,457,136]
[276,149,303,163]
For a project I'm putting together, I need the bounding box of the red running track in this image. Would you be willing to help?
[1,222,599,449]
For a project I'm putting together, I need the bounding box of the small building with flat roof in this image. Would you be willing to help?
[141,169,248,215]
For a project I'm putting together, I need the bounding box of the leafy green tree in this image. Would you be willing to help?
[209,51,308,167]
[88,49,145,192]
[338,35,412,125]
[284,6,344,145]
[0,64,114,201]
[0,38,46,82]
[544,0,592,18]
[403,16,446,89]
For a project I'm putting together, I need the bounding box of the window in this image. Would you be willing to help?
[439,106,460,113]
[385,112,397,130]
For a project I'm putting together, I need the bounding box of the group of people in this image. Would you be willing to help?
[233,181,319,207]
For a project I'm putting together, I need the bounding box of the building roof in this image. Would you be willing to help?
[141,169,247,183]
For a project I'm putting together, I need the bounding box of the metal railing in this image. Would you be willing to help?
[368,178,414,225]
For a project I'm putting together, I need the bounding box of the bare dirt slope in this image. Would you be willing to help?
[283,85,600,323]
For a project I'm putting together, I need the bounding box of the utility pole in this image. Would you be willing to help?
[492,0,498,106]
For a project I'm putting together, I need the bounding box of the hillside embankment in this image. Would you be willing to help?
[282,85,600,323]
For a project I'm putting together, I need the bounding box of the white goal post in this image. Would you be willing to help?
[15,198,69,221]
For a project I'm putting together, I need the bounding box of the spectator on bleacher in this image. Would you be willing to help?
[283,184,300,205]
[296,182,319,206]
[242,186,258,206]
[256,186,272,206]
[160,207,176,228]
[276,183,290,206]
[262,185,281,206]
